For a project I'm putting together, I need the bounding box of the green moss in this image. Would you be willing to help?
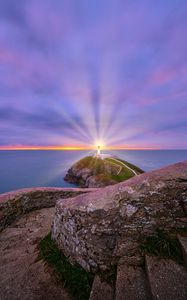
[140,229,183,264]
[39,233,94,300]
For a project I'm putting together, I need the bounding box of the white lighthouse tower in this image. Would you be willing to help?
[97,145,101,156]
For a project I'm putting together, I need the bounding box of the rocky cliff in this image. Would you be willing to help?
[52,160,187,272]
[64,155,144,188]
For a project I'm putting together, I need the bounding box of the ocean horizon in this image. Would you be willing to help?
[0,150,187,194]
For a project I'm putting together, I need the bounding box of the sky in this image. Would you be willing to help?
[0,0,187,149]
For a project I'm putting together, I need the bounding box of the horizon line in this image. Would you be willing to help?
[0,145,185,151]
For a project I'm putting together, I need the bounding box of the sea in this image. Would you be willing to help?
[0,150,187,194]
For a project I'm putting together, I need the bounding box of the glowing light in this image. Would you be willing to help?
[96,145,100,155]
[93,140,104,156]
[95,140,105,149]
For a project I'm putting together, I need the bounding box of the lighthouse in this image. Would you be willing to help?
[97,145,101,156]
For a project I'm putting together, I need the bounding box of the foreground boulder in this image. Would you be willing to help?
[52,161,187,272]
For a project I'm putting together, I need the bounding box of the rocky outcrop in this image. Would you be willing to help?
[1,203,186,300]
[86,174,116,188]
[64,155,143,188]
[0,187,98,232]
[52,161,187,272]
[64,158,117,187]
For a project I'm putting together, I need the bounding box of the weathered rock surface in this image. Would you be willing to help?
[52,160,187,271]
[64,155,143,188]
[0,207,72,300]
[115,265,151,300]
[64,159,117,187]
[89,275,114,300]
[178,234,187,266]
[89,254,187,300]
[0,187,98,232]
[146,255,187,300]
[85,174,116,188]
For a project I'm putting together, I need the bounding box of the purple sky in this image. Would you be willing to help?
[0,0,187,149]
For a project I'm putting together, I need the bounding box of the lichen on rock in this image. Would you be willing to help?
[52,161,187,272]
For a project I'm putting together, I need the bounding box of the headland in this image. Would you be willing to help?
[64,154,144,188]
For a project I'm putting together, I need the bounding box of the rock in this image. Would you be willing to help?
[0,187,98,231]
[64,155,144,188]
[52,160,187,271]
[146,255,187,300]
[178,234,187,266]
[115,264,150,300]
[89,275,114,300]
[0,207,72,300]
[86,174,116,188]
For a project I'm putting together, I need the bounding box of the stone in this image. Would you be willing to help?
[115,265,150,300]
[89,275,114,300]
[0,187,98,231]
[86,174,116,188]
[118,255,144,266]
[0,207,71,300]
[178,234,187,266]
[146,255,187,300]
[64,155,143,188]
[52,161,187,271]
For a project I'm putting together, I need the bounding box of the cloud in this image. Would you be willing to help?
[0,0,187,148]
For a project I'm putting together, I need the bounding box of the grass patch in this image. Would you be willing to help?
[74,156,144,185]
[39,233,94,300]
[117,158,144,174]
[111,170,134,182]
[140,229,183,264]
[76,156,104,173]
[105,158,136,181]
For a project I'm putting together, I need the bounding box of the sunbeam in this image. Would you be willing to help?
[0,0,187,150]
